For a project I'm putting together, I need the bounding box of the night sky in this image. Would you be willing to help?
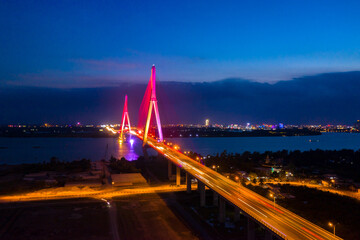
[1,1,360,124]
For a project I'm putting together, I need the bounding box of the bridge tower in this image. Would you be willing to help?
[142,65,163,146]
[120,95,131,142]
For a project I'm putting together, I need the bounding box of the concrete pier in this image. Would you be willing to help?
[213,191,219,206]
[218,197,226,223]
[168,161,172,180]
[176,166,181,186]
[199,182,206,207]
[186,173,191,193]
[247,218,255,240]
[234,207,241,222]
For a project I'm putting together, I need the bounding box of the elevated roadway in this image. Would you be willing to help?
[135,132,342,240]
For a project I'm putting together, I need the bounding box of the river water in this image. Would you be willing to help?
[0,133,360,164]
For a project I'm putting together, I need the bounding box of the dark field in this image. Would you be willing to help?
[114,193,199,240]
[0,199,111,240]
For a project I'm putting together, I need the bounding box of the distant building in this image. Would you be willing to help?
[65,180,102,187]
[205,119,210,127]
[265,155,271,164]
[91,160,104,171]
[23,171,58,185]
[354,120,360,130]
[111,173,147,186]
[235,171,248,179]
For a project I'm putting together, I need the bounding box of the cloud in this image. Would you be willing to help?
[14,71,137,88]
[4,51,360,88]
[2,71,360,125]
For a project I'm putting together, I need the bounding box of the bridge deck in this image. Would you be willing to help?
[134,132,342,240]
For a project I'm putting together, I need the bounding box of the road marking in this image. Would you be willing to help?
[237,198,268,218]
[217,186,232,195]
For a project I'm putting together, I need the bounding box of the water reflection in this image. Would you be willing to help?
[0,137,147,164]
[115,136,140,161]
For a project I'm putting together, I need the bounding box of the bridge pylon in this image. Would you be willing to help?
[142,65,163,146]
[120,95,131,142]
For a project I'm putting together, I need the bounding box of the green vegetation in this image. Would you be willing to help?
[108,156,140,173]
[204,149,360,181]
[7,157,91,174]
[0,157,91,196]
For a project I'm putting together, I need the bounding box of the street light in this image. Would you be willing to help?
[329,222,336,236]
[270,193,276,208]
[235,176,240,185]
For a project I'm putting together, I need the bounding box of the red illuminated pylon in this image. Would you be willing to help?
[143,65,163,146]
[120,95,131,141]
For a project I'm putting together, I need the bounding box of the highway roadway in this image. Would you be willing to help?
[0,184,191,203]
[136,132,342,240]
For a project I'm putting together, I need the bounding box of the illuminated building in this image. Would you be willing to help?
[205,119,209,126]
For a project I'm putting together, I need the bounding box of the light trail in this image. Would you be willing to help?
[135,132,342,240]
[237,197,268,218]
[0,184,194,203]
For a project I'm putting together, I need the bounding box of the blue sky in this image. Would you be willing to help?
[1,0,360,88]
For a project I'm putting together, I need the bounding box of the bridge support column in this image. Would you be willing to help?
[199,182,206,207]
[218,197,226,223]
[234,207,241,222]
[186,173,191,193]
[176,166,181,186]
[213,191,218,206]
[168,161,172,180]
[142,147,149,161]
[247,218,256,240]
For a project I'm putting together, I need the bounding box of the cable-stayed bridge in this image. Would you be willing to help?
[117,65,342,240]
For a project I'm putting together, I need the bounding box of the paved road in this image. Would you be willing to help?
[0,184,192,203]
[139,133,342,240]
[105,199,120,240]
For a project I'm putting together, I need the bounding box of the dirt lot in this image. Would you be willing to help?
[114,193,199,240]
[0,199,111,240]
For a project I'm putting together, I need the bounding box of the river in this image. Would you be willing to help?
[0,133,359,164]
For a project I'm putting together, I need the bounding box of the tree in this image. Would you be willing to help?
[248,172,258,181]
[259,178,264,185]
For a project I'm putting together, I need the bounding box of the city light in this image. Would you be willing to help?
[270,193,276,208]
[329,222,336,236]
